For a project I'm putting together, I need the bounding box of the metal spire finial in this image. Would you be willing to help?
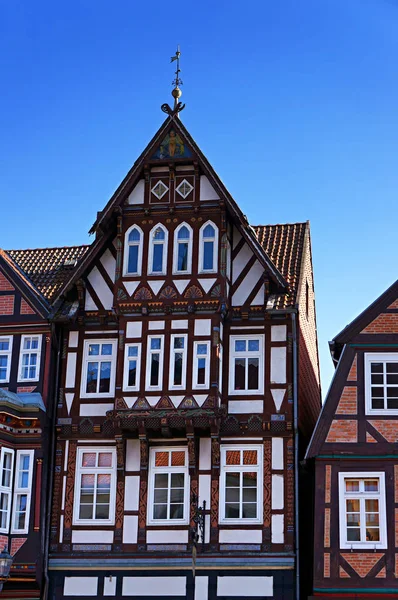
[161,46,186,117]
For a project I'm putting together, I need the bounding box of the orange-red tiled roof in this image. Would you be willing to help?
[6,245,90,302]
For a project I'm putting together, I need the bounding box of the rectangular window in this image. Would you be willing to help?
[0,336,13,383]
[123,343,141,392]
[145,336,164,390]
[169,334,187,389]
[338,472,386,549]
[193,341,210,389]
[365,353,398,414]
[0,448,14,533]
[73,447,116,525]
[18,335,42,382]
[220,445,263,524]
[147,448,189,525]
[81,339,117,398]
[229,335,264,395]
[11,450,34,534]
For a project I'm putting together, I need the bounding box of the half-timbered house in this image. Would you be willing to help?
[307,278,398,599]
[45,101,321,600]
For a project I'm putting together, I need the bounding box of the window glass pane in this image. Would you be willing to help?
[98,453,112,468]
[14,495,27,530]
[387,362,398,373]
[170,504,183,519]
[0,493,8,529]
[371,362,383,373]
[243,451,258,466]
[248,358,259,390]
[88,344,100,356]
[86,362,99,393]
[203,224,215,238]
[31,338,39,349]
[153,505,167,519]
[152,244,164,272]
[248,340,259,352]
[225,472,240,486]
[30,354,37,366]
[154,489,168,503]
[243,488,257,502]
[171,451,185,467]
[101,344,113,356]
[128,245,138,273]
[364,480,379,492]
[99,362,111,393]
[174,337,184,349]
[177,243,188,271]
[226,451,241,466]
[23,338,31,350]
[345,480,359,492]
[235,340,246,352]
[82,453,96,467]
[170,488,184,503]
[170,473,185,488]
[128,228,140,242]
[155,453,169,468]
[154,473,168,488]
[151,338,161,350]
[225,503,239,518]
[197,344,207,355]
[178,226,190,239]
[153,228,165,240]
[346,499,360,512]
[150,354,160,386]
[128,360,137,387]
[242,503,257,518]
[197,358,206,385]
[366,528,380,541]
[0,341,9,351]
[173,353,183,386]
[203,241,214,270]
[234,358,245,390]
[347,528,361,541]
[225,488,240,502]
[128,346,138,357]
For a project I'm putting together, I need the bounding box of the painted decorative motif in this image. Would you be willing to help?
[159,285,177,299]
[115,481,124,529]
[116,397,128,410]
[151,129,192,159]
[138,479,148,531]
[185,285,203,299]
[220,233,228,277]
[132,397,151,410]
[263,440,271,530]
[211,437,220,467]
[178,396,199,409]
[117,287,128,301]
[286,439,294,531]
[51,444,63,538]
[63,442,77,529]
[155,396,174,410]
[134,287,152,300]
[211,479,219,530]
[210,283,221,298]
[115,437,125,470]
[190,479,199,529]
[140,438,148,469]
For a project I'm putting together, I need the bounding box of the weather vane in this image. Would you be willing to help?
[161,45,186,116]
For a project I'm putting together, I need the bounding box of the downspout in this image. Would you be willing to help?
[43,324,62,600]
[292,311,300,600]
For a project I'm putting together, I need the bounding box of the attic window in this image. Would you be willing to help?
[176,179,193,199]
[151,181,169,200]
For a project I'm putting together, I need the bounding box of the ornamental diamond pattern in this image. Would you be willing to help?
[151,180,169,200]
[176,179,193,199]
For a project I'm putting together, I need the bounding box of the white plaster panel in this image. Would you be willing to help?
[104,576,117,596]
[146,529,188,543]
[148,320,165,330]
[128,179,145,204]
[195,394,208,407]
[80,403,113,416]
[170,395,185,407]
[123,281,139,297]
[124,396,137,409]
[232,226,242,250]
[270,347,287,384]
[65,393,74,415]
[68,331,79,348]
[205,514,210,543]
[87,266,113,310]
[65,353,77,389]
[251,286,264,306]
[100,248,116,282]
[198,278,216,293]
[85,290,98,311]
[64,577,98,596]
[59,515,64,543]
[200,175,220,201]
[72,530,114,543]
[148,280,165,295]
[126,321,142,338]
[194,319,211,336]
[271,325,287,342]
[123,515,138,543]
[199,438,211,470]
[217,576,273,597]
[174,279,190,294]
[126,439,140,471]
[228,400,263,414]
[232,243,253,283]
[218,530,262,543]
[195,576,208,600]
[124,476,140,511]
[232,260,263,306]
[172,319,188,330]
[199,474,211,507]
[272,474,284,510]
[272,514,284,543]
[122,577,186,596]
[272,438,284,470]
[271,388,286,412]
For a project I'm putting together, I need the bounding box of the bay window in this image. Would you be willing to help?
[147,448,189,525]
[80,339,117,398]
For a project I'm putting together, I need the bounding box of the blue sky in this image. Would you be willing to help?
[1,0,398,395]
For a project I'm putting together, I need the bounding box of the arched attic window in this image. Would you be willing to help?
[199,221,218,273]
[148,224,168,275]
[124,225,143,276]
[173,223,193,274]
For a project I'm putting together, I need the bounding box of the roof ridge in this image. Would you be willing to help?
[252,221,307,228]
[7,243,91,253]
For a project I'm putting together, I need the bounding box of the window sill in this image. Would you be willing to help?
[340,542,387,550]
[72,519,115,527]
[219,518,263,526]
[147,519,189,527]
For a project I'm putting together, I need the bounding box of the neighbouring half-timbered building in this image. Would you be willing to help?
[43,100,321,600]
[306,278,398,599]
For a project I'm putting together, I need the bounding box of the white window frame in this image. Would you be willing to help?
[145,335,164,391]
[173,222,193,275]
[198,220,218,273]
[192,341,211,389]
[219,445,263,525]
[338,471,387,550]
[73,447,117,526]
[169,334,188,390]
[147,447,190,526]
[123,225,143,276]
[228,335,264,395]
[18,334,42,382]
[148,223,168,276]
[0,335,13,384]
[365,352,398,415]
[123,342,141,392]
[80,339,118,399]
[11,449,34,534]
[0,447,14,534]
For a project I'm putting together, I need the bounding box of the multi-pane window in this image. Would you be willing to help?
[173,224,192,274]
[74,448,116,525]
[229,335,264,395]
[123,343,141,392]
[146,336,164,390]
[124,225,143,275]
[147,448,189,524]
[12,450,34,533]
[0,448,14,533]
[0,336,12,383]
[365,353,398,413]
[193,341,210,389]
[148,225,168,275]
[169,335,187,389]
[339,472,386,549]
[18,335,41,382]
[220,446,263,524]
[81,340,117,398]
[199,221,218,273]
